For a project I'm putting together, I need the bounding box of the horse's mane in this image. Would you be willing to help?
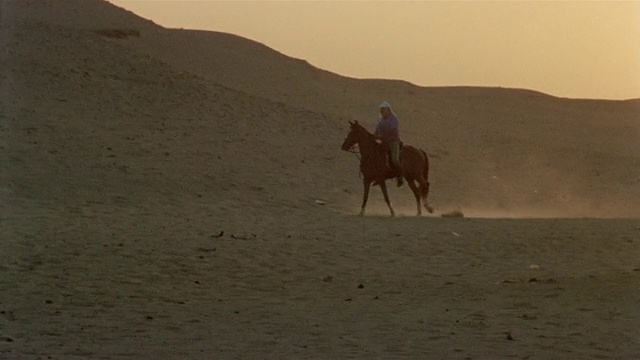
[351,121,376,142]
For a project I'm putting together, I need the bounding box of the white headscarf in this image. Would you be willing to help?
[378,101,396,121]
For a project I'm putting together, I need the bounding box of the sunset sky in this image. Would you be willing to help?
[108,1,640,100]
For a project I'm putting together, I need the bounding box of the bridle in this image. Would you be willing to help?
[345,145,361,161]
[343,142,363,179]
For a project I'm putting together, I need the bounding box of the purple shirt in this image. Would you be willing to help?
[375,112,400,143]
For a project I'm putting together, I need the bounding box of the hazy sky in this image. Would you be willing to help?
[109,1,640,100]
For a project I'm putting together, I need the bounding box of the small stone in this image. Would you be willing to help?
[357,283,364,289]
[442,210,464,218]
[45,300,53,304]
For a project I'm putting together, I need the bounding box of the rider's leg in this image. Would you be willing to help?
[389,141,403,187]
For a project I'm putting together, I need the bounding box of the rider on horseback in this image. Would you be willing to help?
[375,101,404,187]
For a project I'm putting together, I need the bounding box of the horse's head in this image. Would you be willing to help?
[341,120,369,151]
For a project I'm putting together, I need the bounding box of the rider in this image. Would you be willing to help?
[375,101,403,187]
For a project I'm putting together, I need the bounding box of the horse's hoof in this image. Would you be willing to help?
[426,206,434,214]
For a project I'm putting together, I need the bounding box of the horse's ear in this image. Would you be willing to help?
[348,120,354,126]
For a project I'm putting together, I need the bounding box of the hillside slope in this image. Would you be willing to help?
[2,0,639,217]
[108,2,640,216]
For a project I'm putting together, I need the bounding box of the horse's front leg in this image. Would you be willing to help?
[360,180,372,216]
[379,180,395,217]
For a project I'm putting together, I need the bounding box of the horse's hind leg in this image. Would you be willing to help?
[360,181,372,216]
[418,177,433,213]
[379,181,395,217]
[407,179,422,216]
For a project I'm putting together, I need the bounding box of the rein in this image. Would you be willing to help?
[346,146,361,161]
[344,124,379,179]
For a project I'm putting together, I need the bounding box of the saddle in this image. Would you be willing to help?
[371,142,404,187]
[373,141,403,183]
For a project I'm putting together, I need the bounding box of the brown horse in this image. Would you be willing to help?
[341,120,433,216]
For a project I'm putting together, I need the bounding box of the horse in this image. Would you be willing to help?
[341,120,433,216]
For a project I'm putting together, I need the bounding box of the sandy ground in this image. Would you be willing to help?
[3,203,640,359]
[2,206,640,359]
[1,1,639,359]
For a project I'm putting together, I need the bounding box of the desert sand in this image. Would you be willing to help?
[1,1,639,359]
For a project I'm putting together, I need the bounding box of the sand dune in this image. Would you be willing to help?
[1,0,639,359]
